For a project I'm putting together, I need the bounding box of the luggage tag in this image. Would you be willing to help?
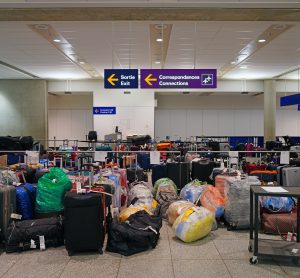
[11,213,22,220]
[30,239,37,249]
[39,235,46,251]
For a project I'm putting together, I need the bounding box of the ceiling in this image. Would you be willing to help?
[0,20,299,80]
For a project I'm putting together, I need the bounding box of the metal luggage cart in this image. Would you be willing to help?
[249,186,300,264]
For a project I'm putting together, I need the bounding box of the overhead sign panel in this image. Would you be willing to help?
[104,69,138,89]
[140,69,217,89]
[280,93,300,107]
[93,107,116,115]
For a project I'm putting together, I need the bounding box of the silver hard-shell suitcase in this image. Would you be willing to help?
[281,167,300,187]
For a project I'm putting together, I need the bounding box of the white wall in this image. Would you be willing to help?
[48,94,93,147]
[155,95,300,140]
[0,80,47,140]
[48,80,155,140]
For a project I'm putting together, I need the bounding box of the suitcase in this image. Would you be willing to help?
[166,162,190,190]
[191,160,215,183]
[261,208,297,234]
[277,165,289,186]
[249,170,277,182]
[5,217,64,253]
[137,153,151,170]
[64,192,104,255]
[151,164,167,185]
[15,183,36,220]
[126,168,145,184]
[281,167,300,187]
[0,185,16,241]
[224,176,260,230]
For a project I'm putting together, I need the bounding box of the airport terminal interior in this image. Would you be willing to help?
[1,0,300,277]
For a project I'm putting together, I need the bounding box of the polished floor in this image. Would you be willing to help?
[0,222,299,278]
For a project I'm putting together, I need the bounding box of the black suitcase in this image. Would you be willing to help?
[5,217,63,253]
[0,185,16,242]
[64,192,104,256]
[151,164,167,185]
[191,160,216,183]
[126,168,145,184]
[166,162,190,190]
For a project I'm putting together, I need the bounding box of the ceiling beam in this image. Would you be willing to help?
[0,8,300,21]
[0,60,39,78]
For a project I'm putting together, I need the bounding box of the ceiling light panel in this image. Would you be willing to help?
[0,22,89,79]
[219,23,293,78]
[28,23,101,78]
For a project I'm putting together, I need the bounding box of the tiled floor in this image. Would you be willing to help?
[0,222,299,278]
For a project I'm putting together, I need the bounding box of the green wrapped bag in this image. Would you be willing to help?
[36,167,72,213]
[153,178,177,199]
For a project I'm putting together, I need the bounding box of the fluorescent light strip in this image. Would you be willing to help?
[219,24,293,78]
[28,24,101,78]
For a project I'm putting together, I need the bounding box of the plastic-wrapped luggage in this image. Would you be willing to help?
[153,178,177,199]
[104,173,121,209]
[127,181,153,211]
[180,179,206,204]
[198,185,225,218]
[36,167,72,213]
[0,170,19,185]
[167,200,196,225]
[224,176,260,229]
[156,191,179,219]
[15,183,36,220]
[173,206,214,243]
[260,196,294,213]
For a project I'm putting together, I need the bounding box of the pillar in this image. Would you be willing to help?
[264,80,276,142]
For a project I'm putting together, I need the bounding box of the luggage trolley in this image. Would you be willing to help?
[249,186,300,264]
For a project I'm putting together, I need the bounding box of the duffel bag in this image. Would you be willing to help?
[5,217,64,253]
[106,211,162,256]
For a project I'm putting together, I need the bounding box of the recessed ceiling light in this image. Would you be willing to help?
[155,61,161,64]
[156,38,163,42]
[231,61,236,65]
[53,38,61,43]
[240,65,248,69]
[79,60,85,64]
[258,39,266,43]
[35,24,49,30]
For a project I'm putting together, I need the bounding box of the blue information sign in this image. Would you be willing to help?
[93,107,116,115]
[104,69,138,89]
[280,93,300,107]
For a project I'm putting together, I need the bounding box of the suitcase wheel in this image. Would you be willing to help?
[249,256,258,265]
[98,248,103,255]
[67,250,74,256]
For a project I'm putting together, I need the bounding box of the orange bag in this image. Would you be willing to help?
[198,185,225,218]
[157,143,171,150]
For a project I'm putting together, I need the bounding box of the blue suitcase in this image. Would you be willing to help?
[137,153,151,170]
[15,183,36,220]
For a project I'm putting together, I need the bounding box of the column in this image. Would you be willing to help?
[264,80,276,142]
